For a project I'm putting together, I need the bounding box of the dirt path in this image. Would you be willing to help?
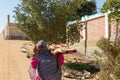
[0,40,30,80]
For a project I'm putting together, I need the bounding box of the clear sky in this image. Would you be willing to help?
[0,0,106,33]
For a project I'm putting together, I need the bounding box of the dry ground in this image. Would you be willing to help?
[0,40,30,80]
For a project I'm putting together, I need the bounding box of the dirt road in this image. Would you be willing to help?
[0,40,30,80]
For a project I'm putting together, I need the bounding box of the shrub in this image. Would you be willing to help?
[94,37,120,80]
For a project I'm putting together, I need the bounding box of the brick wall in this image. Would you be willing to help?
[110,20,120,40]
[87,16,105,41]
[70,15,106,55]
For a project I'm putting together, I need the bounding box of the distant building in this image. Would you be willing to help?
[0,15,28,40]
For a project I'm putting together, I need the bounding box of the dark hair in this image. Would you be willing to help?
[32,53,37,57]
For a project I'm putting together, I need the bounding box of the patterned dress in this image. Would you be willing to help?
[37,50,62,80]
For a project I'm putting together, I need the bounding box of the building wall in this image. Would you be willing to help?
[9,23,23,36]
[110,20,120,41]
[1,23,28,40]
[70,14,119,56]
[70,15,107,56]
[87,16,105,41]
[79,15,106,46]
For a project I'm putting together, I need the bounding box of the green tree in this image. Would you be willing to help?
[101,0,120,44]
[13,0,96,44]
[101,0,120,21]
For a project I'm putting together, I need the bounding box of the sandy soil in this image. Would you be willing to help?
[0,40,31,80]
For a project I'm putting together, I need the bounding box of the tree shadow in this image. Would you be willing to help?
[64,62,100,74]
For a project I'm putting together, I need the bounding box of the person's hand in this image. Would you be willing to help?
[52,48,63,55]
[33,46,39,55]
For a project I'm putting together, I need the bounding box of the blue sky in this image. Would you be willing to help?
[0,0,20,33]
[0,0,106,33]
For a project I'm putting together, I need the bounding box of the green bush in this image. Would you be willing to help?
[94,37,120,80]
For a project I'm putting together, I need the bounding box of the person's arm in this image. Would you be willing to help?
[64,49,77,54]
[31,57,38,69]
[52,49,77,55]
[58,54,64,66]
[51,49,77,66]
